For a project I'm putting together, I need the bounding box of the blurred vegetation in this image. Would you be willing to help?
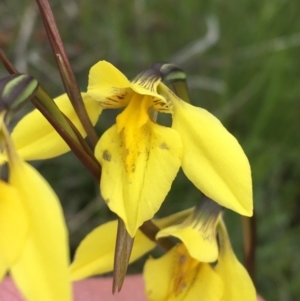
[1,0,300,300]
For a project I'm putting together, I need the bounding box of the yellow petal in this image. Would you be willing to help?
[171,99,253,216]
[215,221,256,301]
[95,120,182,237]
[70,220,156,281]
[0,181,28,274]
[144,244,223,301]
[156,223,219,263]
[70,208,192,281]
[87,60,132,108]
[130,79,171,113]
[157,200,221,263]
[9,160,71,301]
[11,93,102,160]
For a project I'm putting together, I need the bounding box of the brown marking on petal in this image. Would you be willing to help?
[146,150,150,161]
[106,97,118,102]
[160,142,169,150]
[117,95,124,100]
[179,254,187,264]
[103,150,111,161]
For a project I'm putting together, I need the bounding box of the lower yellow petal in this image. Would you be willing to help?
[0,181,28,273]
[70,208,193,281]
[172,99,253,216]
[9,161,71,301]
[12,93,102,160]
[95,122,182,237]
[70,220,157,281]
[144,244,223,301]
[215,221,256,301]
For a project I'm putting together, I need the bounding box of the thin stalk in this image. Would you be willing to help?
[31,97,100,180]
[0,48,18,74]
[35,0,99,146]
[242,213,256,282]
[0,48,100,181]
[139,220,175,251]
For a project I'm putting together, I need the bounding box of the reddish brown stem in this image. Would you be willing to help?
[35,0,99,146]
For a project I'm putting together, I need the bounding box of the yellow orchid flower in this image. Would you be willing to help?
[0,111,71,301]
[144,203,256,301]
[88,61,252,237]
[9,61,252,239]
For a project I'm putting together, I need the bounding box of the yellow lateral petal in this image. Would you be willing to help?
[0,181,28,272]
[87,60,132,108]
[11,93,102,161]
[172,99,253,216]
[9,161,71,301]
[215,221,256,301]
[95,122,182,237]
[144,244,223,301]
[156,225,219,263]
[70,220,156,281]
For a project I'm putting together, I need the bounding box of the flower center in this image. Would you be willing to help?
[171,244,199,297]
[116,94,153,174]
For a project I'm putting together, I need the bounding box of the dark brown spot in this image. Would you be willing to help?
[103,150,111,161]
[160,142,169,149]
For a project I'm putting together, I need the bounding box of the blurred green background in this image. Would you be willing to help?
[1,0,300,300]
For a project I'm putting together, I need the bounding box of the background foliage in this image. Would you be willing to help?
[1,0,300,300]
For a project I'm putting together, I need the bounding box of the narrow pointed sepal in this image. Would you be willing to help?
[215,220,256,301]
[9,160,71,301]
[11,93,102,160]
[95,123,182,237]
[144,244,223,301]
[112,219,134,293]
[171,98,253,216]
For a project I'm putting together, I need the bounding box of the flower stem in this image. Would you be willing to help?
[242,213,256,282]
[140,220,176,251]
[0,48,101,181]
[35,0,99,146]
